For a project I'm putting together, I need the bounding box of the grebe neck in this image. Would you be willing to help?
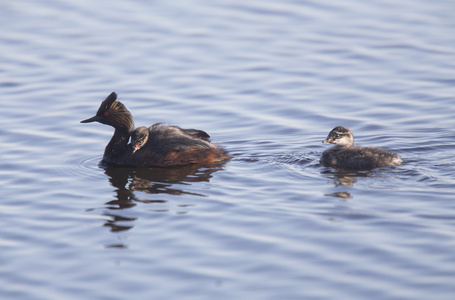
[103,127,134,163]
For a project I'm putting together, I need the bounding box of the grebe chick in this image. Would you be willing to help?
[320,126,402,170]
[131,126,149,154]
[131,125,211,154]
[81,92,231,167]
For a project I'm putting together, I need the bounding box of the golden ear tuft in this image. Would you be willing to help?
[96,92,118,116]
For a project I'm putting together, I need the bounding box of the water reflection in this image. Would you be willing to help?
[101,164,223,232]
[322,169,374,200]
[325,191,353,199]
[321,169,365,187]
[322,168,397,201]
[103,214,137,232]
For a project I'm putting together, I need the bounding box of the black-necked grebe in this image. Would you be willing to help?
[131,124,211,154]
[81,92,231,167]
[320,126,402,170]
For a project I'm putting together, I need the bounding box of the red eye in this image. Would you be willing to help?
[104,112,108,117]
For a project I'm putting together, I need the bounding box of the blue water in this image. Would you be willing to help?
[1,0,455,299]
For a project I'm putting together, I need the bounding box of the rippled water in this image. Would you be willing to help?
[1,0,455,299]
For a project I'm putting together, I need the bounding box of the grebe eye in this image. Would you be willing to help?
[104,112,109,117]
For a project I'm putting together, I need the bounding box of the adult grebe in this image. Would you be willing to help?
[81,92,230,167]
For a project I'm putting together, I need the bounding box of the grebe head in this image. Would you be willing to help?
[131,126,149,154]
[81,92,134,132]
[323,126,354,146]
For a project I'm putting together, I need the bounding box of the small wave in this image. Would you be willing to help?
[59,155,104,181]
[234,151,316,166]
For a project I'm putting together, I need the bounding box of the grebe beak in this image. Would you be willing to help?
[81,116,100,123]
[322,137,333,144]
[132,143,141,154]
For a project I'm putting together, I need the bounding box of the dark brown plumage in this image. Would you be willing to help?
[81,92,231,167]
[320,126,402,170]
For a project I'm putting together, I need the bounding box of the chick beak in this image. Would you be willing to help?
[132,143,141,154]
[322,136,333,144]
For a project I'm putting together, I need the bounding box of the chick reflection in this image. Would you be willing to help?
[321,169,362,187]
[101,164,223,232]
[325,191,352,199]
[322,168,384,200]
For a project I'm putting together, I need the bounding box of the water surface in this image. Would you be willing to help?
[1,0,455,299]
